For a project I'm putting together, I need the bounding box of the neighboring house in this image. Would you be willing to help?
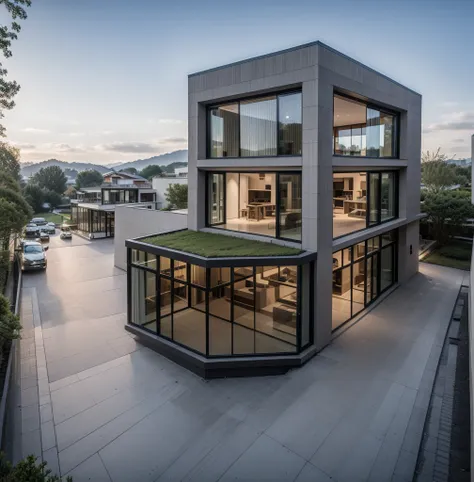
[152,174,188,209]
[125,41,422,378]
[71,170,157,238]
[174,166,188,177]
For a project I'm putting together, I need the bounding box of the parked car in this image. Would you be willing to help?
[24,225,41,241]
[39,231,50,242]
[44,222,56,234]
[60,225,72,240]
[31,217,47,226]
[21,241,47,271]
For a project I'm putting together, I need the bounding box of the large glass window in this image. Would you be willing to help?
[333,94,398,158]
[208,91,302,158]
[333,171,397,238]
[240,96,277,157]
[279,174,302,242]
[207,171,302,242]
[209,104,239,158]
[278,92,302,155]
[129,251,308,357]
[332,230,397,330]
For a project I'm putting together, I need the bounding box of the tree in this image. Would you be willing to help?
[64,185,77,199]
[23,183,44,214]
[140,164,163,180]
[165,183,188,209]
[75,169,103,189]
[0,0,32,137]
[421,148,456,193]
[120,167,137,175]
[422,190,474,245]
[32,166,67,194]
[0,142,21,180]
[43,189,62,209]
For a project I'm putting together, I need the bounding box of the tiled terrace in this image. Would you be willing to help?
[9,235,466,482]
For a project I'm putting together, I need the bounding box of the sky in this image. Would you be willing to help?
[2,0,474,164]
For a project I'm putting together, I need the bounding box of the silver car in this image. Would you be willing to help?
[21,241,48,271]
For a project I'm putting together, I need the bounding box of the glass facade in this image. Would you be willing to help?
[208,91,302,158]
[333,171,397,238]
[207,171,302,242]
[71,205,115,237]
[333,94,398,158]
[332,229,397,330]
[129,249,312,357]
[102,188,138,204]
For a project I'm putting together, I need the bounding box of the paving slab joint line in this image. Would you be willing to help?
[30,288,58,470]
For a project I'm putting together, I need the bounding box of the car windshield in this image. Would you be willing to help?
[62,227,70,232]
[24,245,43,254]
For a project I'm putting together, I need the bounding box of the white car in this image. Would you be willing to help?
[21,241,48,271]
[60,226,72,239]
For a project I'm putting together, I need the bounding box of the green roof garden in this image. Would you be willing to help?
[141,230,303,258]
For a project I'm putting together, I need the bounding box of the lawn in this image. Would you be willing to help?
[142,230,303,257]
[34,212,67,225]
[424,239,472,271]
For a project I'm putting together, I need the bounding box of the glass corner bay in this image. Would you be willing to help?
[128,248,313,358]
[208,91,302,158]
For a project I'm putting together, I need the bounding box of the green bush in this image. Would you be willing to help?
[0,294,21,365]
[0,251,9,295]
[438,245,472,261]
[0,453,72,481]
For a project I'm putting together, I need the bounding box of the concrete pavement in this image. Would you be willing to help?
[11,233,466,481]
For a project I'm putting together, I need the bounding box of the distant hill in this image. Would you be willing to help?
[111,150,188,171]
[20,150,188,177]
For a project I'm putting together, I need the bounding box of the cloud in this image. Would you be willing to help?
[99,138,188,154]
[22,127,50,133]
[11,142,36,150]
[102,130,114,135]
[43,143,86,153]
[424,112,474,133]
[452,138,465,143]
[449,145,471,154]
[158,119,184,125]
[68,132,85,137]
[99,142,160,154]
[160,137,187,144]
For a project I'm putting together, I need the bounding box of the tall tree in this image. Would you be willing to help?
[422,190,474,245]
[75,169,103,189]
[165,183,188,209]
[140,164,162,180]
[0,142,21,180]
[0,0,32,137]
[421,148,456,193]
[32,165,67,194]
[23,183,44,213]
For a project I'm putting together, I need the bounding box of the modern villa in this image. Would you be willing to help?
[71,171,157,238]
[125,41,422,377]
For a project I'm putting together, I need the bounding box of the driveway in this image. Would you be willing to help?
[13,234,467,482]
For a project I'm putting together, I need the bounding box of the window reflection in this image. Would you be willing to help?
[333,94,397,158]
[209,104,239,158]
[278,92,302,155]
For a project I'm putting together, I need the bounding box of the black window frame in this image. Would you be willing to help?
[128,250,311,358]
[332,229,398,332]
[333,170,399,240]
[206,89,303,159]
[333,92,400,160]
[205,170,302,244]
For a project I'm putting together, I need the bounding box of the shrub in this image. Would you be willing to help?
[0,453,72,481]
[0,293,21,365]
[0,251,9,294]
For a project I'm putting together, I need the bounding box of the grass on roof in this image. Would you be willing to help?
[142,230,303,258]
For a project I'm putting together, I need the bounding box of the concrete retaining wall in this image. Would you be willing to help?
[114,205,187,270]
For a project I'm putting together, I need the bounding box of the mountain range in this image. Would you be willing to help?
[20,149,188,177]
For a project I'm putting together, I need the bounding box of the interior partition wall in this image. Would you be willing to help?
[128,248,313,357]
[332,229,397,330]
[206,171,302,242]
